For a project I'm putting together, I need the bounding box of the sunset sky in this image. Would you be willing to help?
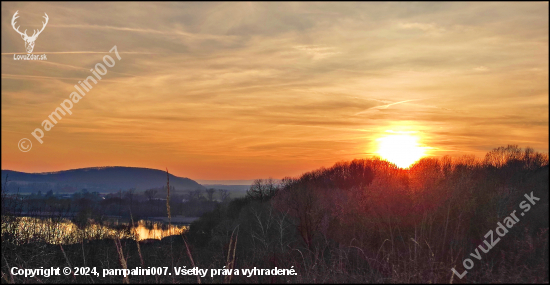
[1,2,548,181]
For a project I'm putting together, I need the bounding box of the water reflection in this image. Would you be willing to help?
[132,220,187,241]
[1,217,187,245]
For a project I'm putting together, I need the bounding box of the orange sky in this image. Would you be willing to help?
[1,2,548,180]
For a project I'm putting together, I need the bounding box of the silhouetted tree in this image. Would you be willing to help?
[144,189,158,202]
[124,188,135,207]
[247,178,278,201]
[218,189,230,202]
[189,189,203,201]
[206,188,216,201]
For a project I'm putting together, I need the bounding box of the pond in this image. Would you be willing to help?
[1,216,187,245]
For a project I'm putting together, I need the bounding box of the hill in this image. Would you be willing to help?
[0,166,204,193]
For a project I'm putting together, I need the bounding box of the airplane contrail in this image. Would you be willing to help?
[355,98,424,115]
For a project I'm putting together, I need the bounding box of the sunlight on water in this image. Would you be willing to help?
[133,220,186,241]
[1,217,187,245]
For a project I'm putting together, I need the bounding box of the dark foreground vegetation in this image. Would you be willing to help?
[2,145,548,283]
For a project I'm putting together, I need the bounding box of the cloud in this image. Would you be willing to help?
[399,22,446,35]
[49,24,235,42]
[474,66,489,71]
[294,45,341,60]
[354,99,425,115]
[1,2,548,179]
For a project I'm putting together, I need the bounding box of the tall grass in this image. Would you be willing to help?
[1,145,548,283]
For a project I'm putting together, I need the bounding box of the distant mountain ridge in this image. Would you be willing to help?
[1,166,204,193]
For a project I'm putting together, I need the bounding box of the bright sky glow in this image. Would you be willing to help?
[377,134,427,168]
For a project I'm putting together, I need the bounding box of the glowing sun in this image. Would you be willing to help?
[376,134,427,168]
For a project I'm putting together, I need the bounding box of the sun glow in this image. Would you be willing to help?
[376,133,427,168]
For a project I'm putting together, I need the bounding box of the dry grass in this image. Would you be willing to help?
[1,147,548,283]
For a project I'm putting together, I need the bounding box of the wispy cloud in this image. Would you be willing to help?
[399,22,446,35]
[294,45,341,60]
[1,2,547,179]
[49,24,236,42]
[355,99,426,115]
[474,66,489,72]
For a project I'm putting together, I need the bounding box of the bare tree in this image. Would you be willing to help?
[218,189,230,202]
[144,189,158,202]
[247,178,278,201]
[188,189,203,201]
[124,188,135,206]
[205,188,216,202]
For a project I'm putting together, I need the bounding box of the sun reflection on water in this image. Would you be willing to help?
[1,217,187,245]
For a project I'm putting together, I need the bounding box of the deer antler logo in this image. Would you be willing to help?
[11,10,49,53]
